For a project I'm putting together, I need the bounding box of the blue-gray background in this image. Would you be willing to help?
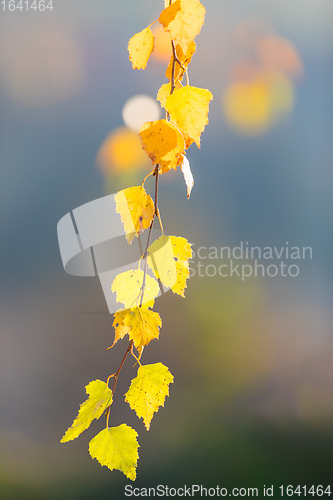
[1,1,333,498]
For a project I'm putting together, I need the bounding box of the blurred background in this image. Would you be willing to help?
[1,0,333,498]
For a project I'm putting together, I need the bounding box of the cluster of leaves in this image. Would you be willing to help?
[61,0,212,480]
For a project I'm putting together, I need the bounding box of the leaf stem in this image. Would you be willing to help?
[106,339,134,427]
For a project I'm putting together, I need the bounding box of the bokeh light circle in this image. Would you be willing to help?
[122,94,161,132]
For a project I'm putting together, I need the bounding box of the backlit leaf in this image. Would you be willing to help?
[139,119,185,173]
[124,307,162,351]
[170,236,192,297]
[180,156,194,198]
[156,83,172,108]
[109,309,131,349]
[159,0,205,52]
[61,380,112,443]
[89,425,139,480]
[109,307,161,351]
[115,186,155,244]
[165,41,196,83]
[128,27,154,70]
[165,85,213,147]
[156,82,181,108]
[147,235,177,288]
[125,363,174,430]
[111,269,160,308]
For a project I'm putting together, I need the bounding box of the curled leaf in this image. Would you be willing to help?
[180,156,194,198]
[165,41,196,83]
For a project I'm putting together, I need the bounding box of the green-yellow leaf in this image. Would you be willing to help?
[170,236,192,297]
[125,363,174,430]
[89,425,139,480]
[111,269,160,308]
[147,235,177,289]
[128,27,154,70]
[115,186,155,244]
[61,380,112,443]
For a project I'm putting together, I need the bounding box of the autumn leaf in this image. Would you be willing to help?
[165,41,196,83]
[124,307,162,351]
[156,82,182,108]
[180,156,194,198]
[147,235,177,289]
[156,83,171,108]
[115,186,155,244]
[111,269,160,308]
[128,27,154,70]
[139,119,185,173]
[165,85,213,147]
[125,363,174,430]
[61,381,112,443]
[170,236,192,297]
[109,309,131,349]
[89,425,139,480]
[159,0,205,53]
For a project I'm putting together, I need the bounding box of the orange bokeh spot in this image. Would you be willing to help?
[257,35,303,78]
[97,127,149,173]
[151,24,172,64]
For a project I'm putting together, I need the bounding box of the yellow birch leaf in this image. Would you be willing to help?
[159,0,205,53]
[147,235,177,289]
[165,85,213,147]
[165,41,196,83]
[89,425,139,480]
[156,82,182,108]
[170,235,192,297]
[139,119,185,173]
[123,307,162,351]
[111,269,160,309]
[156,83,172,108]
[115,186,155,244]
[61,380,112,443]
[128,27,154,70]
[109,309,131,349]
[125,363,174,430]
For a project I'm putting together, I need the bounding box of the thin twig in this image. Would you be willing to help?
[105,339,134,427]
[139,165,159,307]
